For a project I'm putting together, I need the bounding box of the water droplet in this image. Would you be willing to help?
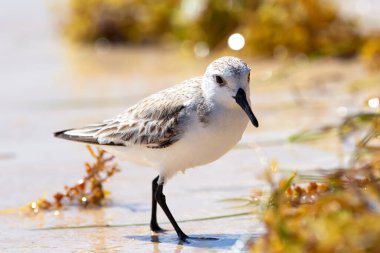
[228,33,245,51]
[368,97,379,109]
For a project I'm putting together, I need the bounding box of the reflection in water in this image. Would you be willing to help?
[88,209,107,252]
[127,233,244,252]
[153,239,184,253]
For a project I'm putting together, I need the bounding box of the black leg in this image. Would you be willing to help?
[155,182,189,241]
[150,176,165,233]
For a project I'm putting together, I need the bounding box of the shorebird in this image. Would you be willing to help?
[55,56,259,241]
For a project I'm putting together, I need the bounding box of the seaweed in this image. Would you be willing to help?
[250,161,380,253]
[250,107,380,252]
[61,0,363,58]
[26,145,119,214]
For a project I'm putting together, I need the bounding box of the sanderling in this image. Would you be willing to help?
[55,56,259,241]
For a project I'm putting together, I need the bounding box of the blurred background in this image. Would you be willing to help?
[1,0,380,252]
[59,0,380,60]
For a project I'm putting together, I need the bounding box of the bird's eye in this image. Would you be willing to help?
[248,73,250,82]
[215,75,224,85]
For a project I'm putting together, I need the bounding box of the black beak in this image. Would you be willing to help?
[234,88,259,128]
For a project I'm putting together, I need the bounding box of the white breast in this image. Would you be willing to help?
[179,106,248,166]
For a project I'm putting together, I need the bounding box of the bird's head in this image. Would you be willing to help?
[203,56,259,128]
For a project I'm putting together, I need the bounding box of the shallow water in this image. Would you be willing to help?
[1,1,379,252]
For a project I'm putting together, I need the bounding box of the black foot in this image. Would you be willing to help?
[150,223,167,233]
[179,234,189,242]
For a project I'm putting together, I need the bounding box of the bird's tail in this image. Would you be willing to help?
[54,128,100,144]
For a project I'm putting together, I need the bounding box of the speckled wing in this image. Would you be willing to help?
[54,78,203,149]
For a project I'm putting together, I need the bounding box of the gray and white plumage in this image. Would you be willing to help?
[55,56,258,183]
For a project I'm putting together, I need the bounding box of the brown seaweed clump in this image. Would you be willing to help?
[27,145,119,213]
[250,111,380,252]
[61,0,361,58]
[244,0,362,58]
[250,161,380,253]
